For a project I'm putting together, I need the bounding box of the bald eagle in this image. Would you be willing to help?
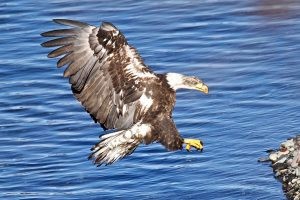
[41,19,209,166]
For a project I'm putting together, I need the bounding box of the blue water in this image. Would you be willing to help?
[1,0,300,199]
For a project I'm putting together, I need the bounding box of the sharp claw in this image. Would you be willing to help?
[196,147,203,152]
[200,140,204,146]
[186,144,191,152]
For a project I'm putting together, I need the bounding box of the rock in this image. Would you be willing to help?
[269,153,278,162]
[291,151,300,168]
[273,162,288,171]
[262,135,300,200]
[296,168,300,176]
[282,139,294,148]
[295,135,300,147]
[276,156,287,164]
[278,150,289,156]
[275,171,281,177]
[258,157,270,162]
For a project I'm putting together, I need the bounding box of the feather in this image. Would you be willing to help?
[41,28,78,37]
[89,123,151,165]
[70,56,98,92]
[53,19,90,28]
[47,44,74,58]
[41,37,75,47]
[63,51,91,77]
[157,116,183,151]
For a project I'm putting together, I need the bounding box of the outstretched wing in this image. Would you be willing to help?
[41,19,158,130]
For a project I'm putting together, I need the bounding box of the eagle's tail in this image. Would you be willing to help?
[89,123,151,166]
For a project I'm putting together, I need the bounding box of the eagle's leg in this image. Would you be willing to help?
[183,138,203,151]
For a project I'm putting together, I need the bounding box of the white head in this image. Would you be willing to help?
[166,73,208,94]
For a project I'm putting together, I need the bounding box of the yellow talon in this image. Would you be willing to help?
[184,138,204,152]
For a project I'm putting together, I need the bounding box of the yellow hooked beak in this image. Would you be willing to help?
[195,83,209,94]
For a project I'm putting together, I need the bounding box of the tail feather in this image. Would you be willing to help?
[89,123,152,166]
[89,130,141,166]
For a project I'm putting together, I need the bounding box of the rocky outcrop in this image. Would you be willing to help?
[260,135,300,200]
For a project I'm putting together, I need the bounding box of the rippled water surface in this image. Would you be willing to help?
[1,0,300,199]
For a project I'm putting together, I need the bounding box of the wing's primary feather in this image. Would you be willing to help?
[41,19,158,130]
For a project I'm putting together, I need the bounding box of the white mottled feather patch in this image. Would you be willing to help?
[124,46,157,79]
[139,92,153,113]
[91,123,152,165]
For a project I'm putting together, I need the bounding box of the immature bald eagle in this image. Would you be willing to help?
[41,19,209,166]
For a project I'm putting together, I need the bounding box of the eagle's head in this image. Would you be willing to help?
[166,73,209,94]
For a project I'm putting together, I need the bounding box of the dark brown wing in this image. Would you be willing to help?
[41,19,159,130]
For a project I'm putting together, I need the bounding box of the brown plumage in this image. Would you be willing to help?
[41,19,208,165]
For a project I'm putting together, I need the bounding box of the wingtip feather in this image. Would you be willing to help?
[53,19,90,28]
[40,32,48,37]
